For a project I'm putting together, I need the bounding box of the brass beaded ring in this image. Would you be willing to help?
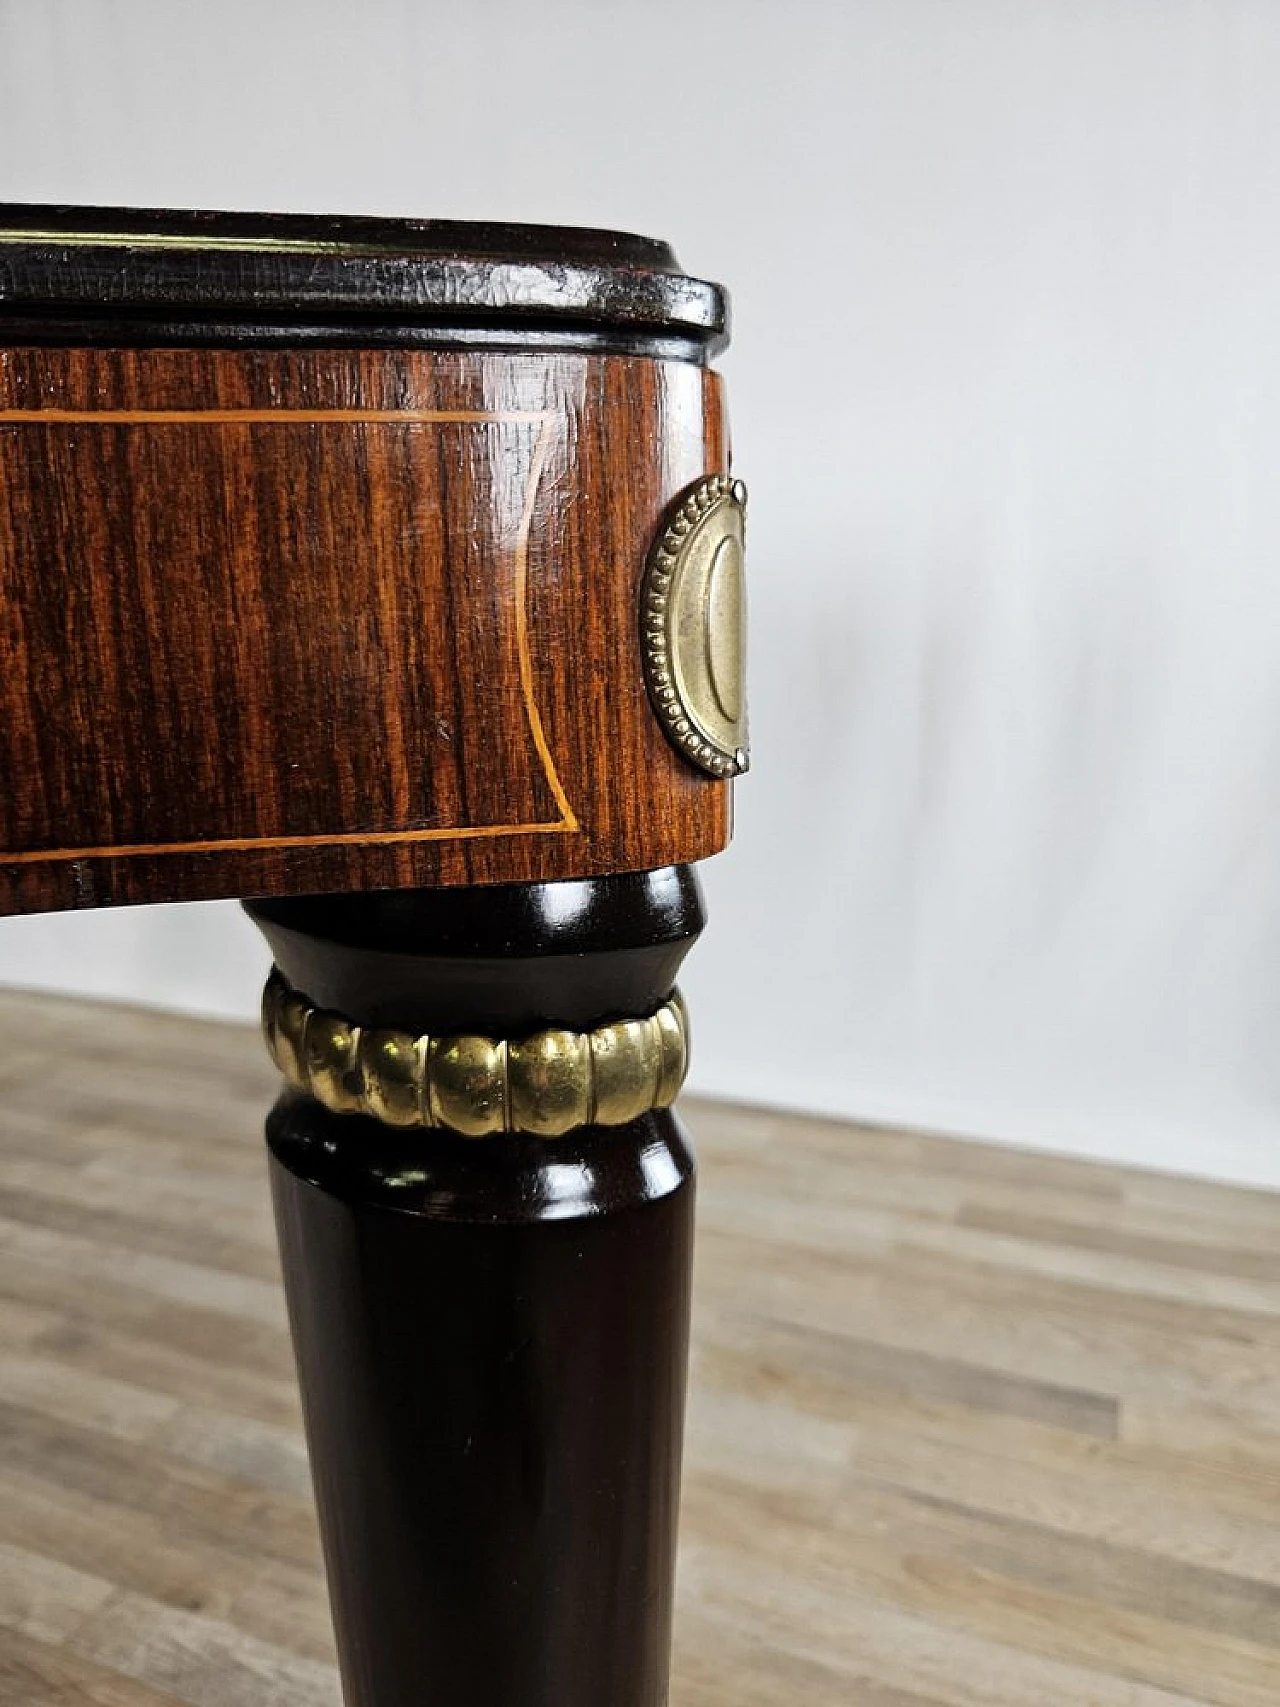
[261,970,689,1138]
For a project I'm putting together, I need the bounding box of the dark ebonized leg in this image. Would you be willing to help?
[245,867,704,1707]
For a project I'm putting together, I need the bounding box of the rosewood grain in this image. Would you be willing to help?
[0,345,729,914]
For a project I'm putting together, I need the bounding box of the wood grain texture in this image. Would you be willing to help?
[0,346,729,915]
[2,989,1280,1705]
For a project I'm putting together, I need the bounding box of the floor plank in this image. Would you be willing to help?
[1,989,1278,1705]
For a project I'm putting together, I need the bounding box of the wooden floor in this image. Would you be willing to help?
[1,993,1279,1706]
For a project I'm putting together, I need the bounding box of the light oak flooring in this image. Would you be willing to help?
[0,990,1278,1705]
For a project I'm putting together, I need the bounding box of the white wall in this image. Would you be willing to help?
[3,0,1280,1187]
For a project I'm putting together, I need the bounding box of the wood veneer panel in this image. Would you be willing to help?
[0,346,730,913]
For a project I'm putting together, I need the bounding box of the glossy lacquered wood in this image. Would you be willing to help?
[253,870,703,1707]
[0,345,729,914]
[0,202,728,360]
[248,864,704,1034]
[271,1104,694,1707]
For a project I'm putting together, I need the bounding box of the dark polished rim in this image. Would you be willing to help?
[247,865,705,959]
[245,866,706,1038]
[0,203,729,360]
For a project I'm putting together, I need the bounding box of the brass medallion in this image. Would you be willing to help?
[641,474,748,778]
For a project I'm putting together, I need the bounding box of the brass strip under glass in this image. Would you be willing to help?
[262,970,689,1139]
[0,227,390,256]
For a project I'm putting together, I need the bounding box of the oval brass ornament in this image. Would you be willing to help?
[641,475,749,778]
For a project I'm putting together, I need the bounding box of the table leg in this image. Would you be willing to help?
[245,866,703,1707]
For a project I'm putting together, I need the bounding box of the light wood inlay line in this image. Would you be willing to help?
[5,989,1280,1705]
[513,416,579,832]
[0,818,578,866]
[0,407,578,864]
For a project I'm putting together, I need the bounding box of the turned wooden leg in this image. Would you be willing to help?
[245,866,703,1707]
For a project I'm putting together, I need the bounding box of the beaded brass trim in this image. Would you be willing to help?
[641,473,748,779]
[261,970,689,1137]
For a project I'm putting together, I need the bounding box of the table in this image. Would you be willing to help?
[0,204,742,1707]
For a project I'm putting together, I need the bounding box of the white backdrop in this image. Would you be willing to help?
[3,0,1280,1187]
